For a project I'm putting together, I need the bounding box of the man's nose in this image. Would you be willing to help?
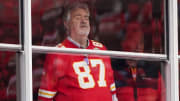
[81,20,86,24]
[81,17,88,23]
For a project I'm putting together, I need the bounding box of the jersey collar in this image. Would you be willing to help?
[67,36,89,48]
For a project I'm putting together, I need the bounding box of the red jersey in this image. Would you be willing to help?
[38,37,116,101]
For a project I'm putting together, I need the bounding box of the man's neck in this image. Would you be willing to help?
[68,36,88,48]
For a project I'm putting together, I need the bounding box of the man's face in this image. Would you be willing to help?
[66,8,90,36]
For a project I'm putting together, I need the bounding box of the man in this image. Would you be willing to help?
[38,2,117,101]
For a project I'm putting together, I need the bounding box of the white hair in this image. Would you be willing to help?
[63,2,90,22]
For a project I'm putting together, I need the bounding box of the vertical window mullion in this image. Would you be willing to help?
[18,0,33,101]
[167,0,179,101]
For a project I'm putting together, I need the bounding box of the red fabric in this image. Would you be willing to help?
[38,38,115,101]
[116,72,165,101]
[117,87,159,101]
[137,88,158,101]
[117,87,134,101]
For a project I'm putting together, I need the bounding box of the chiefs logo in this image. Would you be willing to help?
[92,40,103,48]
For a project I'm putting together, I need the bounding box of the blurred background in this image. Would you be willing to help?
[0,0,176,101]
[29,0,165,54]
[0,0,166,53]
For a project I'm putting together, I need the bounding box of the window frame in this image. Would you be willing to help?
[0,0,178,101]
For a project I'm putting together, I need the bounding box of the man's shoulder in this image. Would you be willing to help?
[90,40,104,48]
[56,43,66,48]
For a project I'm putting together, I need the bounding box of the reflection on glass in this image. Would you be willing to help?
[112,58,166,101]
[32,0,164,53]
[0,1,19,44]
[0,51,16,101]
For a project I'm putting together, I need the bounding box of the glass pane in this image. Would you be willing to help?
[32,0,165,54]
[112,58,166,101]
[0,51,16,101]
[33,53,166,101]
[0,0,19,44]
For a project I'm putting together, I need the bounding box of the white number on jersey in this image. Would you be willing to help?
[73,59,107,89]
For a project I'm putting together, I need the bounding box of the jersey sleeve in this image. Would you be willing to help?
[107,59,116,94]
[38,53,66,101]
[91,40,107,50]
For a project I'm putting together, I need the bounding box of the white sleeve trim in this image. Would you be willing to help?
[38,89,57,99]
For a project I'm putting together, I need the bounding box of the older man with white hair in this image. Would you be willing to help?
[38,2,118,101]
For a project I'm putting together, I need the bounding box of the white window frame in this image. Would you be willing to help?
[0,0,178,101]
[166,0,179,101]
